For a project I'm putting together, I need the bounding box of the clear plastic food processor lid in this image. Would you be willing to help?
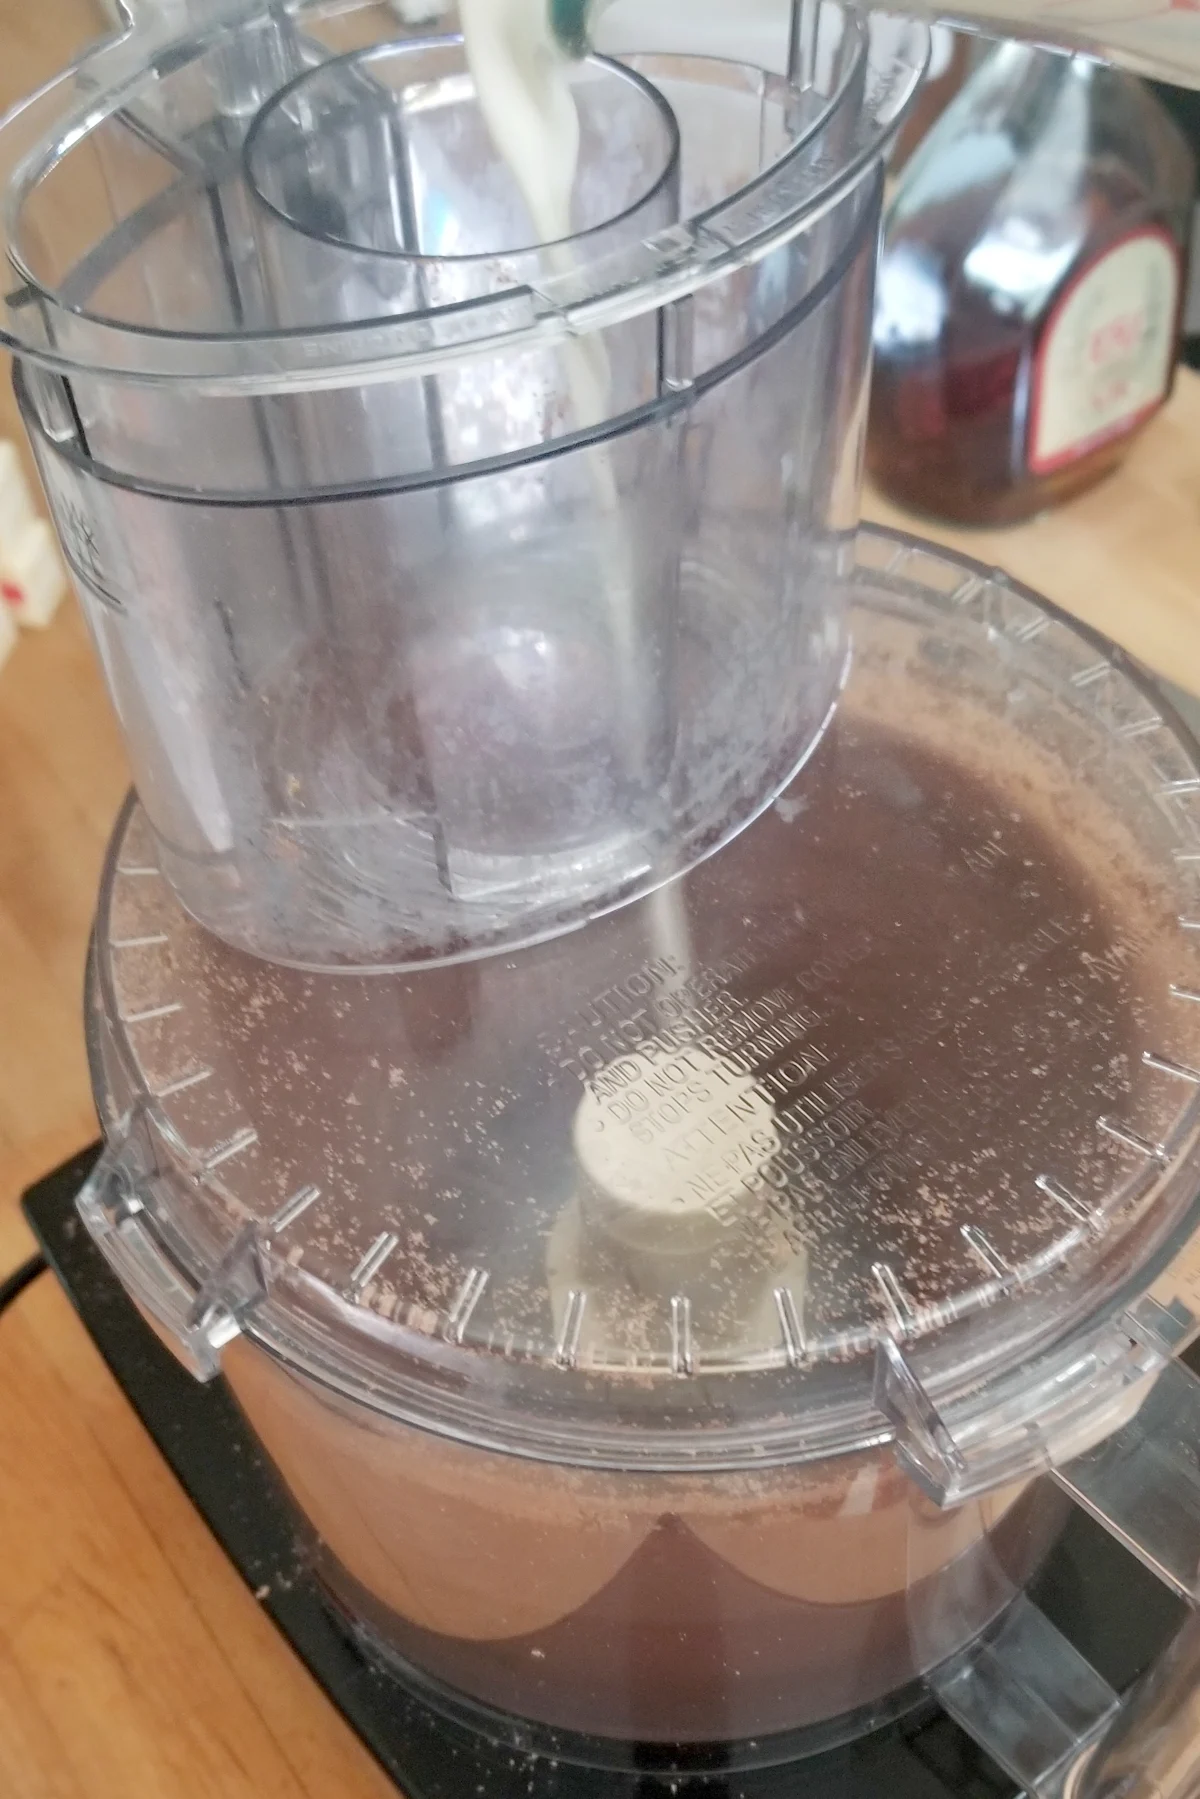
[87,528,1200,1478]
[0,0,923,388]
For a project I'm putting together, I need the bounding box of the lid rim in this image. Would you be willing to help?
[223,1126,1200,1475]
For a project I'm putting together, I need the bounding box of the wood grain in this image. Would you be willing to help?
[0,0,129,1236]
[2,5,1200,1788]
[0,1265,395,1799]
[0,6,393,1794]
[865,372,1200,695]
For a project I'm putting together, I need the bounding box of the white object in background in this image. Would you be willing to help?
[926,24,955,79]
[0,590,17,675]
[0,519,67,630]
[0,442,37,551]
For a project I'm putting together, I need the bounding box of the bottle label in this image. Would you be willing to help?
[1028,226,1180,476]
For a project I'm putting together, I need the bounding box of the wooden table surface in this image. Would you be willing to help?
[6,6,1200,1791]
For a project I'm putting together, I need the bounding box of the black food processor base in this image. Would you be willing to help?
[21,1148,1190,1799]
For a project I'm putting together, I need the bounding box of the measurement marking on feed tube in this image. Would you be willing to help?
[873,1262,917,1333]
[1098,1117,1168,1163]
[349,1232,399,1300]
[949,575,985,608]
[120,1001,183,1025]
[202,1128,259,1172]
[1115,715,1162,739]
[774,1285,808,1367]
[960,1224,1011,1280]
[670,1296,694,1376]
[445,1267,489,1343]
[556,1290,587,1369]
[270,1185,320,1233]
[153,1066,213,1100]
[1036,1173,1102,1230]
[1143,1049,1200,1084]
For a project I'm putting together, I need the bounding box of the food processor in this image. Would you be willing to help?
[11,0,1200,1793]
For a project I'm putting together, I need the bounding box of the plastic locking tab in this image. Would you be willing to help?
[77,1112,265,1380]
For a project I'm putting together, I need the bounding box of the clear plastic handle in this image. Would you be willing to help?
[1051,1349,1200,1799]
[1072,1612,1200,1799]
[896,1318,1200,1796]
[931,1593,1118,1797]
[874,1230,1200,1798]
[1056,1347,1200,1606]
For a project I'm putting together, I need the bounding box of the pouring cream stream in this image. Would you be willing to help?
[459,0,611,428]
[458,0,694,989]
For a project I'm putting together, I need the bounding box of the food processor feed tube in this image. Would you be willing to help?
[458,0,693,974]
[0,0,894,972]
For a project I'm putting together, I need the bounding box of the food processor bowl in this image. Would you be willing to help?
[25,0,1200,1778]
[0,0,926,968]
[78,529,1200,1758]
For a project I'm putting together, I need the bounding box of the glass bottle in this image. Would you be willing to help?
[868,44,1194,526]
[891,28,981,174]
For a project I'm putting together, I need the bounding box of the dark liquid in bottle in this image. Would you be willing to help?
[869,158,1178,526]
